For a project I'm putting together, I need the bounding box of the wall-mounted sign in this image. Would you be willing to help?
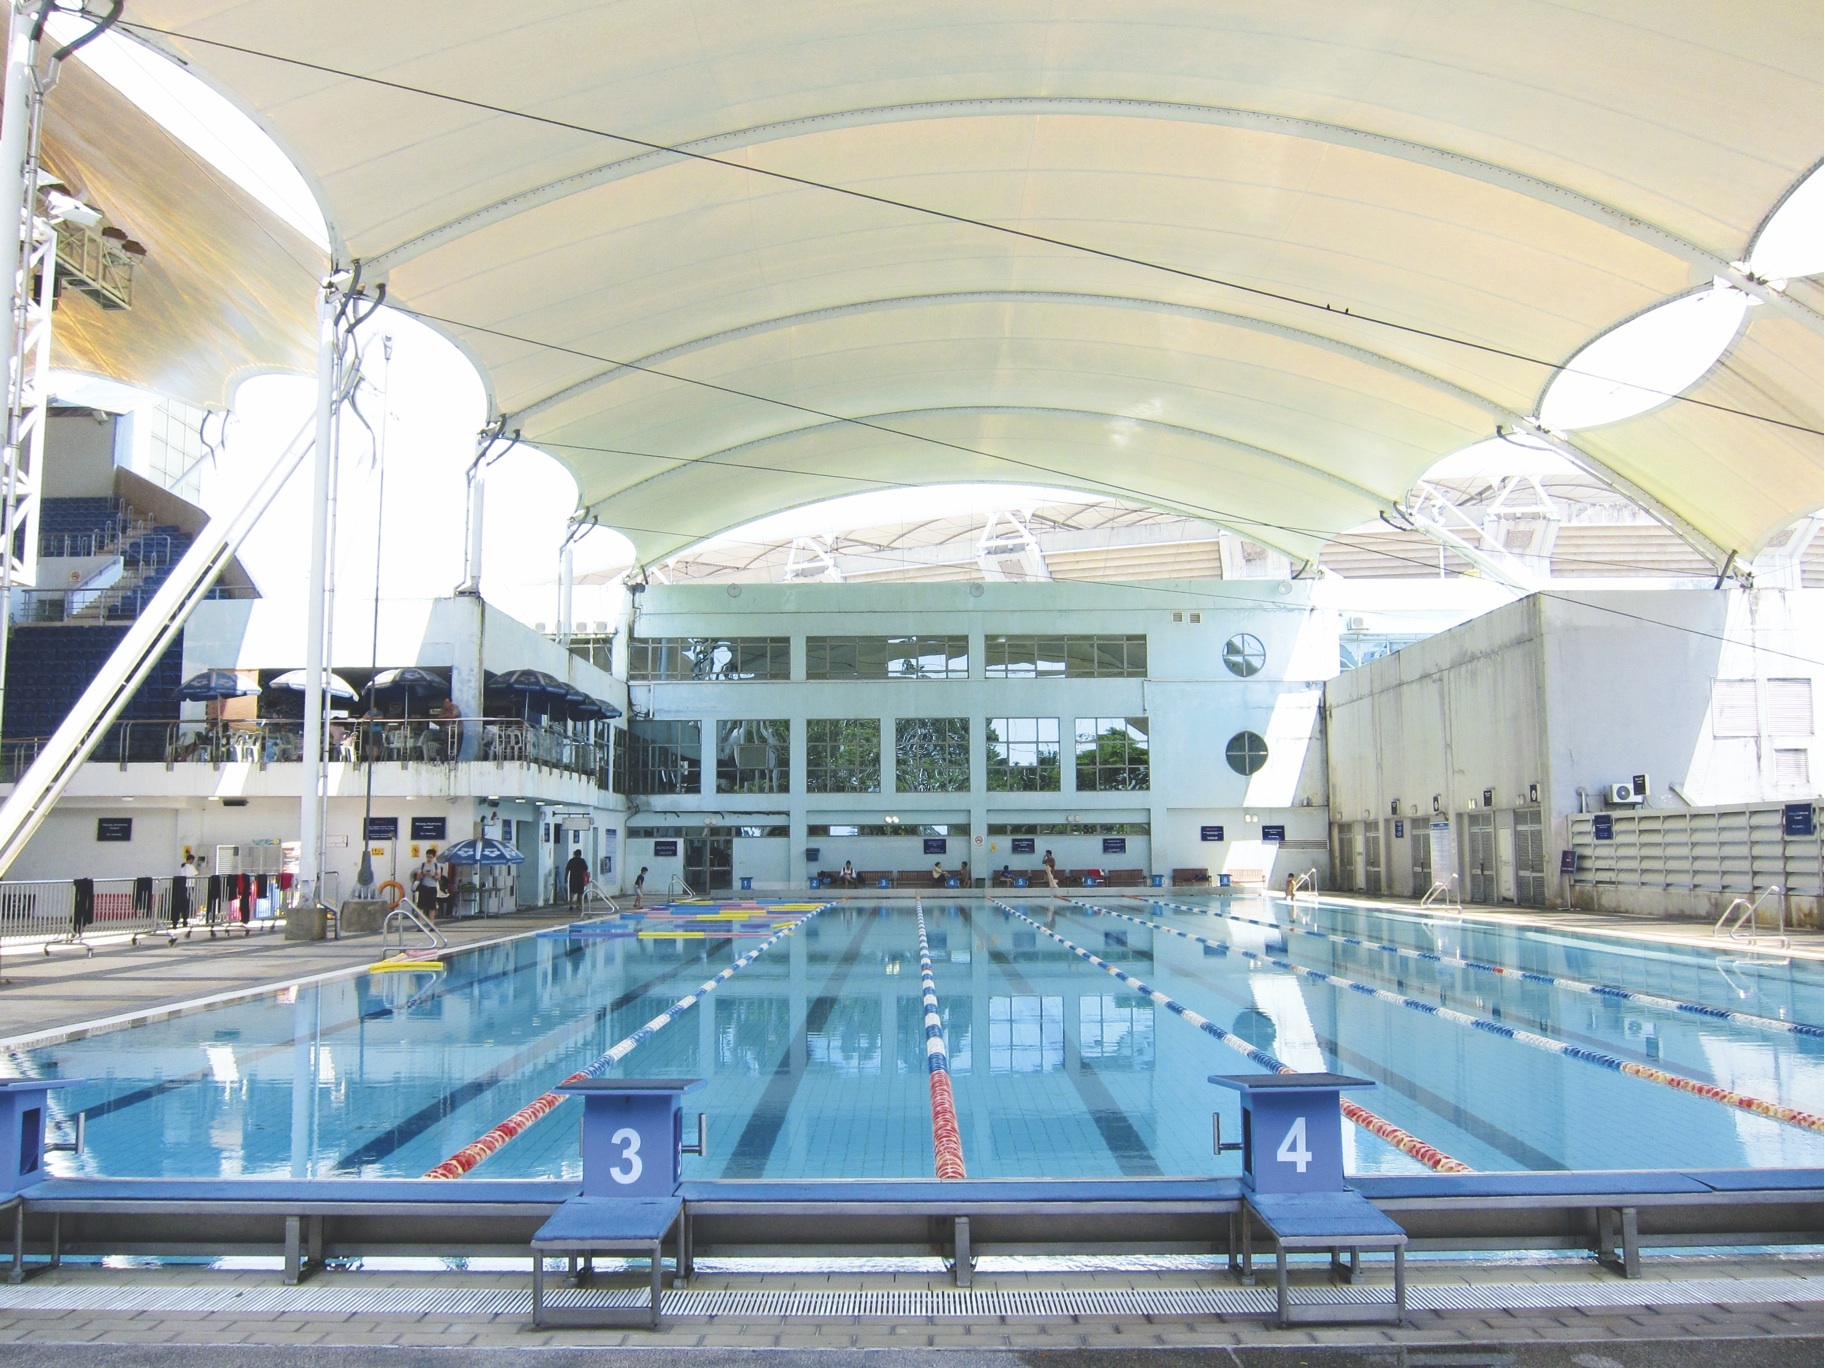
[326,835,348,848]
[1560,849,1577,874]
[1102,837,1127,855]
[1199,825,1224,842]
[652,839,679,857]
[1393,819,1404,840]
[364,817,399,841]
[923,838,947,855]
[1592,814,1613,841]
[1261,825,1285,842]
[411,817,447,841]
[1011,837,1035,854]
[1783,802,1815,837]
[96,817,133,842]
[1482,788,1494,808]
[804,847,821,863]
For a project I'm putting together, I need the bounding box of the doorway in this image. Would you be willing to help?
[685,835,734,894]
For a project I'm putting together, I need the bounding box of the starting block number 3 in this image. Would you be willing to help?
[608,1126,644,1184]
[1275,1115,1313,1173]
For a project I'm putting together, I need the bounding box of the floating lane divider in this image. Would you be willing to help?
[1092,903,1824,1136]
[992,901,1472,1173]
[915,901,967,1180]
[1137,896,1823,1041]
[425,901,830,1178]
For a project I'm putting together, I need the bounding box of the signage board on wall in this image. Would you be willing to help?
[411,817,447,841]
[1102,837,1127,854]
[652,840,679,857]
[1393,819,1405,839]
[364,817,399,841]
[1428,820,1453,885]
[1784,802,1816,837]
[1260,825,1285,842]
[1592,814,1613,841]
[1560,849,1577,874]
[804,847,821,863]
[1199,825,1224,841]
[96,817,133,842]
[1011,837,1035,854]
[923,838,947,855]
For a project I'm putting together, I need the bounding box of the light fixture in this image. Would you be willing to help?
[44,190,102,228]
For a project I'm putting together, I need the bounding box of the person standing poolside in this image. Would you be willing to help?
[633,865,648,908]
[414,850,441,918]
[1042,849,1059,889]
[565,848,589,911]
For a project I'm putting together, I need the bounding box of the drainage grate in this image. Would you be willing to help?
[0,1276,1811,1319]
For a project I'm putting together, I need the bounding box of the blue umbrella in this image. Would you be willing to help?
[176,669,258,701]
[366,667,449,705]
[440,837,524,866]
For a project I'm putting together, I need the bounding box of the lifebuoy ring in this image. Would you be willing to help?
[376,880,406,909]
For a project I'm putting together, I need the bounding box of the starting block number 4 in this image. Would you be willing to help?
[1275,1115,1313,1174]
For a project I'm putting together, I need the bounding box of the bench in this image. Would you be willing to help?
[1172,868,1211,886]
[1239,1190,1406,1327]
[530,1196,684,1328]
[9,1177,578,1284]
[678,1177,1245,1286]
[857,870,891,888]
[1106,869,1147,887]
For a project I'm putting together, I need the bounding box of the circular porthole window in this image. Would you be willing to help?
[1223,633,1266,677]
[1226,730,1269,776]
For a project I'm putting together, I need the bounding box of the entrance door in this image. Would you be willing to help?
[1463,812,1497,903]
[1514,807,1546,906]
[1363,822,1383,895]
[1411,826,1432,898]
[1334,825,1356,891]
[685,836,735,894]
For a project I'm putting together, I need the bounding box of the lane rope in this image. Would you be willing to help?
[915,900,967,1179]
[1137,895,1822,1040]
[425,902,829,1178]
[1089,902,1823,1136]
[991,901,1472,1173]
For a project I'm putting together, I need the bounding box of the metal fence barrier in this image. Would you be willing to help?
[0,874,290,959]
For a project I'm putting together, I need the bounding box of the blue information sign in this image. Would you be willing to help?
[1592,814,1613,841]
[1393,819,1404,839]
[923,838,947,855]
[1199,825,1225,842]
[804,847,821,862]
[364,817,399,841]
[1261,825,1285,842]
[1560,849,1577,874]
[1102,837,1127,855]
[1784,802,1816,837]
[1011,837,1035,854]
[410,816,446,841]
[652,839,678,857]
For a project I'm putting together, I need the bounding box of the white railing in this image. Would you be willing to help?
[1420,875,1462,909]
[582,879,620,917]
[667,875,696,899]
[1714,885,1788,950]
[383,901,449,955]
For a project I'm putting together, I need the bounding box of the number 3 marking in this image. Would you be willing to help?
[1276,1115,1312,1173]
[608,1126,643,1184]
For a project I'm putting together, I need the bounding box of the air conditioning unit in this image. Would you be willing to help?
[1608,782,1643,805]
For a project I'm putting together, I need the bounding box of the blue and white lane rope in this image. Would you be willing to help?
[915,901,967,1179]
[1137,896,1822,1040]
[1086,903,1824,1135]
[991,901,1472,1172]
[428,902,830,1178]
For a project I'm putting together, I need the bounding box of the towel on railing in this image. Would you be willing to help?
[205,874,223,922]
[133,876,153,912]
[72,877,94,930]
[169,876,189,926]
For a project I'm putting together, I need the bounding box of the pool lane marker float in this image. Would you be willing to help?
[915,901,967,1180]
[425,901,831,1179]
[1093,903,1825,1136]
[1135,896,1823,1041]
[992,902,1472,1174]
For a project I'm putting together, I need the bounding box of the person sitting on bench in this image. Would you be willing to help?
[994,865,1014,886]
[930,862,946,886]
[839,861,860,887]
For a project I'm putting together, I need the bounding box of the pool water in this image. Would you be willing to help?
[9,895,1821,1181]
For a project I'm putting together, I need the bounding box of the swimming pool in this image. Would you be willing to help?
[8,894,1821,1182]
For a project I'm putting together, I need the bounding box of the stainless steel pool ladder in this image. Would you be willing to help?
[1419,874,1461,909]
[667,875,695,899]
[1714,885,1787,950]
[383,902,449,954]
[582,880,620,917]
[1287,866,1318,894]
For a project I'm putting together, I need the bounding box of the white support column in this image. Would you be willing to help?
[299,285,342,901]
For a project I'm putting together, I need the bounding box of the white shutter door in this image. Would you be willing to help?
[1711,680,1758,736]
[1766,679,1814,736]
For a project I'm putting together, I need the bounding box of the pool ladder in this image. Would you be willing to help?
[1420,874,1461,909]
[667,875,696,899]
[1714,885,1788,950]
[383,902,450,955]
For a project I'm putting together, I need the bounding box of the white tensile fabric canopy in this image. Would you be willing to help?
[112,1,1822,565]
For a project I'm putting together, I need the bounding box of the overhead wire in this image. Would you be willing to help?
[116,19,1821,436]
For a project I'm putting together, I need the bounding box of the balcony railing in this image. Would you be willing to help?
[14,582,253,624]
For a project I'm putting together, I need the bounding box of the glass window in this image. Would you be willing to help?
[628,637,789,681]
[1226,730,1269,776]
[985,716,1061,792]
[1223,633,1266,677]
[806,823,968,838]
[806,636,968,680]
[986,822,1150,836]
[627,719,702,794]
[805,718,881,793]
[984,635,1145,678]
[715,719,790,794]
[1074,717,1149,791]
[895,717,971,792]
[610,726,629,797]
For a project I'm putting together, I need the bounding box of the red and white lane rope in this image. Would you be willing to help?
[992,902,1471,1173]
[1136,896,1822,1040]
[915,901,967,1179]
[424,903,828,1179]
[1093,903,1824,1136]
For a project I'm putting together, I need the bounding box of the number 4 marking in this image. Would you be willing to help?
[1276,1115,1312,1173]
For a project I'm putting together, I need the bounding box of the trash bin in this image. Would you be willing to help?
[1218,873,1232,888]
[1150,874,1164,888]
[739,876,753,891]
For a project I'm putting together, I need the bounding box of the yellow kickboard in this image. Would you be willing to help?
[639,930,705,939]
[372,957,445,972]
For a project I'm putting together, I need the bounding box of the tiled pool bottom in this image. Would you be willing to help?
[7,895,1821,1181]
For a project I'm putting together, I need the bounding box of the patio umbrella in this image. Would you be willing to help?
[491,668,570,721]
[440,837,525,866]
[365,667,450,706]
[176,670,259,701]
[267,668,359,700]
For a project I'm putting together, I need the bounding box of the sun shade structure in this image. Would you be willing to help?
[174,669,257,702]
[111,2,1822,564]
[266,668,358,700]
[439,838,525,867]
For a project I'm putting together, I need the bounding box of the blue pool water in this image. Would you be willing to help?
[7,895,1821,1181]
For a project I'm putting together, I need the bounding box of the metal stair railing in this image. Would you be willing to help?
[667,875,696,899]
[1714,885,1787,950]
[383,901,449,955]
[1420,875,1462,909]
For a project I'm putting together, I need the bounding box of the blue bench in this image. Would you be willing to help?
[10,1177,577,1284]
[530,1196,684,1328]
[1239,1190,1407,1327]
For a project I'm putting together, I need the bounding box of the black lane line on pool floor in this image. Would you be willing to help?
[1060,907,1563,1171]
[719,913,879,1179]
[968,906,1162,1178]
[332,941,739,1172]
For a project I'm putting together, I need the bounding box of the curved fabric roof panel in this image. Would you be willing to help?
[121,1,1822,563]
